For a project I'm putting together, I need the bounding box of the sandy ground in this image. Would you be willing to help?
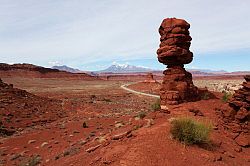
[0,77,249,166]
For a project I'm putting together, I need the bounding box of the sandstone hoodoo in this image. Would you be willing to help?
[144,73,157,83]
[157,18,198,106]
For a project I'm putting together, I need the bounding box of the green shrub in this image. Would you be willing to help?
[222,91,231,102]
[170,117,211,145]
[201,92,209,100]
[151,99,161,111]
[137,111,146,119]
[20,155,41,166]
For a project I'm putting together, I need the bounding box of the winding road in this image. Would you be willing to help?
[120,83,160,98]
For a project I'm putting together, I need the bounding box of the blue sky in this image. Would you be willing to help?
[0,0,249,72]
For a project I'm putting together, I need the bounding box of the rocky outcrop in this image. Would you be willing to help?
[157,18,198,106]
[0,63,99,80]
[229,75,250,115]
[144,73,157,83]
[0,78,66,136]
[216,75,250,147]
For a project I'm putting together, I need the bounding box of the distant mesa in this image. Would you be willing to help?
[0,63,98,80]
[157,18,199,106]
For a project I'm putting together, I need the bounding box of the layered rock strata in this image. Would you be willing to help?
[157,18,198,106]
[144,73,157,83]
[216,75,250,147]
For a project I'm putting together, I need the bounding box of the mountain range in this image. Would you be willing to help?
[97,64,153,73]
[52,65,82,73]
[51,64,250,75]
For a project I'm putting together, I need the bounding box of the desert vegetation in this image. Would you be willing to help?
[170,117,212,145]
[151,99,161,111]
[222,91,232,102]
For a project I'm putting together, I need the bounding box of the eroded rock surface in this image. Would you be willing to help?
[0,78,66,136]
[216,75,250,147]
[157,18,198,106]
[144,73,157,83]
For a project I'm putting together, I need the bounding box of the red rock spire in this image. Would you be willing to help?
[157,18,198,106]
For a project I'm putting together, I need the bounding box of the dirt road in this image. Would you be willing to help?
[120,83,160,98]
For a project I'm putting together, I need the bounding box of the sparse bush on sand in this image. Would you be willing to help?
[20,155,41,166]
[201,92,209,100]
[170,117,211,145]
[151,99,161,111]
[137,111,146,119]
[222,91,231,102]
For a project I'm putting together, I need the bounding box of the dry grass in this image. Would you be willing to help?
[170,117,212,145]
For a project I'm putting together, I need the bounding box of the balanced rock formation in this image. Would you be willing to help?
[157,18,198,106]
[144,73,157,83]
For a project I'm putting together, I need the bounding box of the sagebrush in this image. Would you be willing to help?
[151,99,161,111]
[222,91,231,102]
[170,117,211,145]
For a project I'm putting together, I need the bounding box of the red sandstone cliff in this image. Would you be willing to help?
[0,63,99,80]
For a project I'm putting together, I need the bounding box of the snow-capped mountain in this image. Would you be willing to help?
[98,64,153,73]
[52,65,82,73]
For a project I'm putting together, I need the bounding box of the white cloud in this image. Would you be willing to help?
[0,0,249,68]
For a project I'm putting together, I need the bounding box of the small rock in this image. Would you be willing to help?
[235,133,250,147]
[73,130,80,134]
[96,136,106,143]
[86,144,101,153]
[115,122,124,128]
[234,146,242,153]
[227,152,235,158]
[213,126,218,130]
[28,140,36,144]
[79,140,87,146]
[145,119,154,128]
[213,155,222,162]
[41,142,49,148]
[134,117,140,121]
[112,130,131,140]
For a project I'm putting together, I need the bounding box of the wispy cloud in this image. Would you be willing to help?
[0,0,249,70]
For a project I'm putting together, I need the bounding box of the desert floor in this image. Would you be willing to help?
[0,77,249,166]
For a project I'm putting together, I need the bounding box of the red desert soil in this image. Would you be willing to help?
[0,79,66,136]
[127,82,161,95]
[0,77,249,166]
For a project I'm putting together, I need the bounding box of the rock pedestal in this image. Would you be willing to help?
[157,18,198,106]
[144,73,157,83]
